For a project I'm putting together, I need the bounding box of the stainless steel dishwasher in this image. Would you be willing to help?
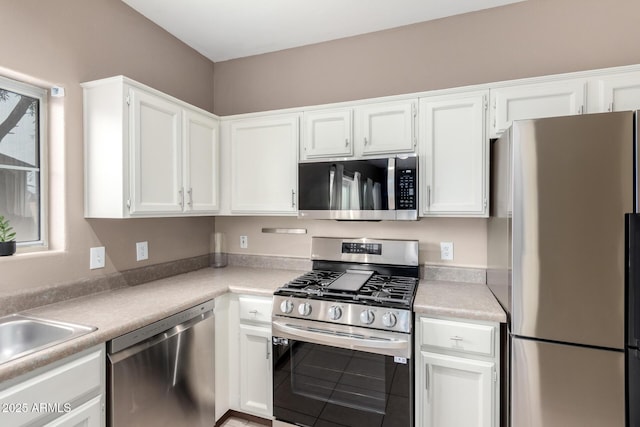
[107,300,215,427]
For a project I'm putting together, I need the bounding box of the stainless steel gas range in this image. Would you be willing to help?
[272,237,419,427]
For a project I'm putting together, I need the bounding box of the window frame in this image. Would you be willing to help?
[0,75,48,249]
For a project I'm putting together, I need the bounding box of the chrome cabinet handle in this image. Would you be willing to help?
[364,136,368,146]
[425,364,429,390]
[291,190,296,208]
[249,309,258,315]
[179,189,184,207]
[450,336,463,341]
[187,188,193,207]
[426,185,431,207]
[345,138,349,147]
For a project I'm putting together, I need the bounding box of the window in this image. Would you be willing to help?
[0,76,46,246]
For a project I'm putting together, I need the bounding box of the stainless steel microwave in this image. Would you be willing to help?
[298,156,417,220]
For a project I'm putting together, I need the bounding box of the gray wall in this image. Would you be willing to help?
[0,0,215,291]
[212,0,640,268]
[213,0,640,115]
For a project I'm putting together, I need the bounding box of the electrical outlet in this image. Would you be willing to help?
[90,246,105,269]
[240,235,248,249]
[136,241,149,261]
[440,242,454,261]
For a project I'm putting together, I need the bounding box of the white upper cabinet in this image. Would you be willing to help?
[230,114,299,214]
[83,76,220,218]
[490,79,587,138]
[420,91,488,217]
[301,100,417,160]
[597,71,640,113]
[302,108,353,159]
[129,87,183,215]
[356,99,417,156]
[183,108,220,212]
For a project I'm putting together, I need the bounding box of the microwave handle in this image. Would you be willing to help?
[387,158,396,210]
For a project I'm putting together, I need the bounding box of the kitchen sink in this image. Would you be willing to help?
[0,315,96,365]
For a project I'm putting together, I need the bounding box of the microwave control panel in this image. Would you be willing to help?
[397,168,416,210]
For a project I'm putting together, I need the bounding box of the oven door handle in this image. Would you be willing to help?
[272,319,410,359]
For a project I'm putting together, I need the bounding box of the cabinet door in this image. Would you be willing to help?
[598,72,640,113]
[183,108,220,213]
[129,87,183,214]
[44,395,103,427]
[230,115,299,214]
[302,109,353,159]
[357,100,417,155]
[420,92,488,217]
[490,79,586,137]
[239,323,272,418]
[417,351,495,427]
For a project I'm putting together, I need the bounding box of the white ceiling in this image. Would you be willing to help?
[123,0,525,62]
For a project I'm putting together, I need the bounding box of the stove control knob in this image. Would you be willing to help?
[382,312,397,328]
[280,300,294,314]
[298,303,312,316]
[328,306,342,320]
[360,309,375,325]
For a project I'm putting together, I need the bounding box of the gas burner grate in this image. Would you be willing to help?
[356,275,419,306]
[276,270,419,309]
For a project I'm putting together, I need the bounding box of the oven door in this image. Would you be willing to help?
[272,318,413,427]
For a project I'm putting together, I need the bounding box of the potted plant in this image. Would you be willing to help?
[0,215,16,256]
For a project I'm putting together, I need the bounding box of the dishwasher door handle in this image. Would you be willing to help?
[108,310,213,364]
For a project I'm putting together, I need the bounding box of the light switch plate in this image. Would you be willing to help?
[90,246,105,269]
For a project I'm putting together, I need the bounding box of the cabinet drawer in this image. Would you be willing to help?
[239,296,272,324]
[0,347,103,426]
[419,317,495,356]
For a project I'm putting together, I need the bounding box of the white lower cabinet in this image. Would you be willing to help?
[239,323,272,416]
[415,316,499,427]
[44,395,103,427]
[218,294,273,421]
[0,345,105,427]
[418,351,494,427]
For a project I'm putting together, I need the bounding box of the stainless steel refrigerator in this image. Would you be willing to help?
[487,111,638,426]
